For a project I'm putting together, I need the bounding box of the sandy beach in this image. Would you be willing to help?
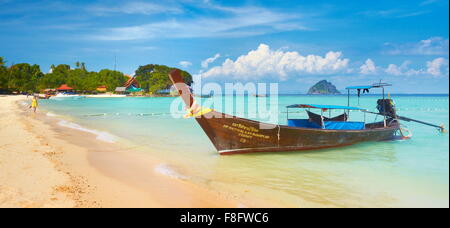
[0,95,241,208]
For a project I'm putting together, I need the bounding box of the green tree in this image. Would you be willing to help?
[68,68,89,91]
[7,63,43,92]
[134,64,192,93]
[38,64,71,90]
[37,63,127,92]
[97,69,128,92]
[85,71,100,91]
[0,57,7,90]
[0,58,191,94]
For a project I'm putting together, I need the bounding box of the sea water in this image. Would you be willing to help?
[38,94,449,207]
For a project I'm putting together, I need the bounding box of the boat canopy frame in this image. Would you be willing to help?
[345,82,392,127]
[285,82,393,129]
[345,82,392,106]
[285,103,368,129]
[286,104,366,111]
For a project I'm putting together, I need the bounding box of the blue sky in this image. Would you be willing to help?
[0,0,448,93]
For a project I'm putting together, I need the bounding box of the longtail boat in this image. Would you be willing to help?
[168,70,445,155]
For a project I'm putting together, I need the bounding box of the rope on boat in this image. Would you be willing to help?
[277,125,281,147]
[399,124,412,139]
[182,100,214,118]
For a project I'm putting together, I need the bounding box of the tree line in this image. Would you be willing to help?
[0,57,193,94]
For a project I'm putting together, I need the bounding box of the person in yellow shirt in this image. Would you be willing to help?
[30,96,38,113]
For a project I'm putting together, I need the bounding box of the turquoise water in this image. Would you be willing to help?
[38,94,449,207]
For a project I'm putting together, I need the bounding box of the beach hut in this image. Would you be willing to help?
[56,84,74,92]
[44,88,56,95]
[96,85,107,92]
[126,86,142,93]
[115,87,126,94]
[124,74,140,88]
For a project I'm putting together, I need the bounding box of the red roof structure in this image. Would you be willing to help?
[96,85,107,92]
[124,74,139,88]
[56,84,74,91]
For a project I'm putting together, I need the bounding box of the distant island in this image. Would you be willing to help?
[307,80,341,95]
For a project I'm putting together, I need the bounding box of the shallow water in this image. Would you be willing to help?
[38,94,449,207]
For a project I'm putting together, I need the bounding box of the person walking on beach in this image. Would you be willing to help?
[30,95,38,113]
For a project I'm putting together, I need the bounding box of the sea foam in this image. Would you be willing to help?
[154,164,187,180]
[46,112,57,117]
[57,120,116,143]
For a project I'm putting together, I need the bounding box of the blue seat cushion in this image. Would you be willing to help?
[287,119,321,128]
[288,119,365,130]
[324,121,365,130]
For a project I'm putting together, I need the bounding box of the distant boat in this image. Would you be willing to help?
[194,92,214,98]
[52,84,85,99]
[52,92,85,99]
[37,93,51,99]
[252,94,268,97]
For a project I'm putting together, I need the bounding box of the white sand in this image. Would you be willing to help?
[0,96,74,207]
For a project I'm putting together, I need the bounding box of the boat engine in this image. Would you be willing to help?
[377,99,397,118]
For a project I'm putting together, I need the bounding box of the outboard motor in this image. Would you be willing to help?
[377,99,397,118]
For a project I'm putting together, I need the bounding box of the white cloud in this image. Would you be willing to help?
[359,9,430,18]
[80,45,155,53]
[369,58,449,77]
[88,2,182,15]
[420,0,439,6]
[198,44,447,81]
[179,61,192,68]
[384,61,423,76]
[201,53,221,68]
[385,64,400,75]
[202,44,349,80]
[359,59,377,74]
[90,6,307,40]
[383,37,449,56]
[426,57,449,77]
[395,11,430,18]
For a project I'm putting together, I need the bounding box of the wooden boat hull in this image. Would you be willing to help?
[195,111,400,155]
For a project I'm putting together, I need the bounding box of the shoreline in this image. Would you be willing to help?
[0,95,241,208]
